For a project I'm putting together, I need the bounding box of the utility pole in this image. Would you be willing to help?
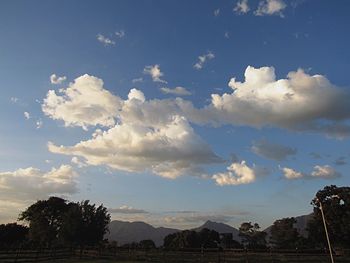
[317,197,335,263]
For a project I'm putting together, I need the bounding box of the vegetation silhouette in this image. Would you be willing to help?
[0,184,349,252]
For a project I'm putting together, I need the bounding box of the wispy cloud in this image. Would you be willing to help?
[132,77,143,83]
[194,51,215,70]
[160,86,191,96]
[109,205,148,214]
[115,30,125,38]
[214,8,220,16]
[251,139,297,161]
[97,34,115,46]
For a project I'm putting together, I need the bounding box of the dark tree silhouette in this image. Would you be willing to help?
[270,217,300,249]
[139,239,156,249]
[60,200,110,247]
[239,222,266,249]
[307,185,350,248]
[0,223,28,248]
[19,197,68,247]
[19,197,110,248]
[163,228,220,249]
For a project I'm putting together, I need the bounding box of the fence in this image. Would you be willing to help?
[1,247,350,263]
[0,248,72,262]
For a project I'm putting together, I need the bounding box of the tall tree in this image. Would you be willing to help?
[19,197,68,247]
[270,217,300,249]
[307,185,350,248]
[239,222,266,249]
[60,200,110,247]
[19,197,110,247]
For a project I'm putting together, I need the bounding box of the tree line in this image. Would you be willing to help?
[163,185,350,250]
[0,185,349,250]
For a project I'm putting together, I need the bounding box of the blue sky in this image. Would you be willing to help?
[0,0,350,229]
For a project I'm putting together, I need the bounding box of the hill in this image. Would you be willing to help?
[106,220,179,246]
[193,220,241,241]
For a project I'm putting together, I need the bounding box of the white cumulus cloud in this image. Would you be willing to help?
[50,74,67,85]
[255,0,287,17]
[282,165,341,180]
[0,165,78,201]
[182,66,350,138]
[143,64,167,83]
[212,161,257,186]
[42,74,122,130]
[234,0,250,14]
[24,111,30,120]
[48,112,221,179]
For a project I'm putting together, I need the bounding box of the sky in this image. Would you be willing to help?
[0,0,350,230]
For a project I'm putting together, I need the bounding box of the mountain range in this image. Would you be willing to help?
[105,214,312,247]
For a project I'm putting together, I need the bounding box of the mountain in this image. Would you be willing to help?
[106,220,179,246]
[264,214,313,241]
[193,220,241,241]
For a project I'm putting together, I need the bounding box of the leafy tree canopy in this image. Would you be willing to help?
[307,185,350,248]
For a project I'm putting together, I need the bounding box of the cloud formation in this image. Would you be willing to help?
[234,0,250,14]
[50,74,67,85]
[143,65,167,83]
[97,34,115,46]
[109,205,148,214]
[0,165,78,201]
[160,86,191,96]
[115,30,125,38]
[24,111,30,120]
[251,139,297,161]
[42,74,121,129]
[194,52,215,70]
[282,165,341,180]
[212,161,257,186]
[183,66,350,138]
[48,105,221,179]
[214,8,220,16]
[255,0,287,17]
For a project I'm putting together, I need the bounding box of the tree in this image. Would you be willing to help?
[239,222,266,249]
[0,223,28,248]
[307,185,350,248]
[163,228,220,249]
[19,197,68,247]
[139,239,156,249]
[270,217,300,249]
[19,197,110,248]
[57,200,110,247]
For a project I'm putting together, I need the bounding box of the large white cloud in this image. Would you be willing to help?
[48,114,221,179]
[182,66,350,138]
[0,165,78,201]
[42,74,122,129]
